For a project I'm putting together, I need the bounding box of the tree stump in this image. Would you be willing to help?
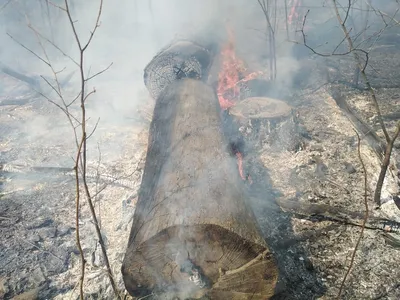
[228,97,303,152]
[122,79,278,299]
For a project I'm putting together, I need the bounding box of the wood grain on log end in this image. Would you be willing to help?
[122,224,277,299]
[227,96,306,152]
[122,79,278,299]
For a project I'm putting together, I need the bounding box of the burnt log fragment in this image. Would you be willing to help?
[122,79,278,299]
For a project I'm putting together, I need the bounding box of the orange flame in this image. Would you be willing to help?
[218,24,259,184]
[217,25,262,110]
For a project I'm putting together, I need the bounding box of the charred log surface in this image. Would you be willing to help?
[144,40,214,100]
[122,79,278,299]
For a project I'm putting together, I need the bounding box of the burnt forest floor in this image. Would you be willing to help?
[1,44,400,299]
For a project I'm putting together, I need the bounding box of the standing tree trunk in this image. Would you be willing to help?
[122,79,278,299]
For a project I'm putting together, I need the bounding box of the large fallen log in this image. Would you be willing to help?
[122,78,278,299]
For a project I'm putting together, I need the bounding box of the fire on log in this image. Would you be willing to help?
[122,78,278,299]
[212,24,264,110]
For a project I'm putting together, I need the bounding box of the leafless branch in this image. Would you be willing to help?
[0,0,12,13]
[63,0,120,297]
[86,118,101,140]
[74,137,86,300]
[95,143,102,230]
[6,33,50,67]
[331,0,390,143]
[337,130,369,298]
[12,0,119,297]
[85,62,113,82]
[296,1,399,207]
[40,75,63,99]
[257,0,277,80]
[48,0,66,11]
[373,122,400,207]
[27,23,80,66]
[365,1,400,26]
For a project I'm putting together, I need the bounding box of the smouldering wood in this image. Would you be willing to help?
[122,79,278,299]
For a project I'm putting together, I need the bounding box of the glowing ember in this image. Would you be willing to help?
[217,25,262,110]
[236,152,245,180]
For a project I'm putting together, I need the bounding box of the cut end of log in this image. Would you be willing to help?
[227,96,303,151]
[228,97,293,120]
[122,224,278,299]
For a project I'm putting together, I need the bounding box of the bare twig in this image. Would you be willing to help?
[62,0,120,297]
[94,143,102,229]
[0,0,13,13]
[74,138,86,300]
[337,130,369,298]
[86,62,113,82]
[365,1,400,26]
[27,23,80,66]
[299,0,399,208]
[373,122,400,207]
[13,0,118,298]
[257,0,277,80]
[284,0,290,40]
[331,0,400,206]
[20,13,81,149]
[6,33,50,67]
[331,0,390,143]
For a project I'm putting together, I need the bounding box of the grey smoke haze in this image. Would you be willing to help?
[1,1,399,298]
[0,1,264,123]
[0,0,397,162]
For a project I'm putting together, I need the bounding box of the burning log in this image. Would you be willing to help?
[228,97,303,151]
[122,79,278,299]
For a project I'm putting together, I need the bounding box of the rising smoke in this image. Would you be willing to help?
[1,0,398,298]
[0,0,396,196]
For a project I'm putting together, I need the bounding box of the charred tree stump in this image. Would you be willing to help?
[122,79,278,299]
[228,97,304,152]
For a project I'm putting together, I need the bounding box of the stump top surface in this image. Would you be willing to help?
[229,97,292,119]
